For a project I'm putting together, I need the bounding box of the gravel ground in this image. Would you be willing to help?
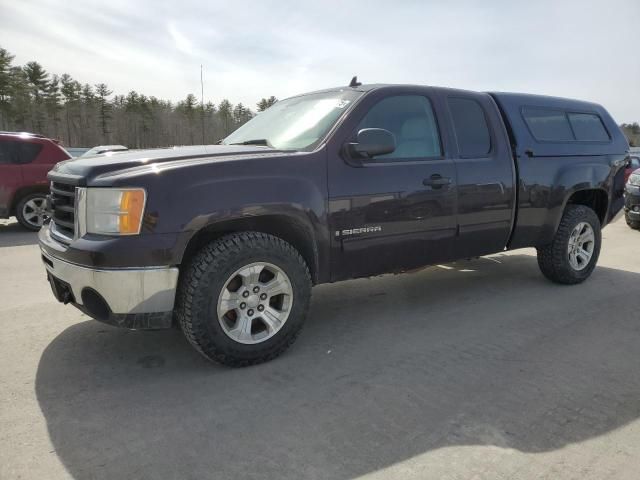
[1,215,639,480]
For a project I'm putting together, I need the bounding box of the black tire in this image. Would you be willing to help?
[536,205,602,285]
[176,232,312,367]
[625,213,640,230]
[15,193,48,231]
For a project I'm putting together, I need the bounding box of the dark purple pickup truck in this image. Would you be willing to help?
[39,81,630,366]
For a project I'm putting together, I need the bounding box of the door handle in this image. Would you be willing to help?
[423,174,451,189]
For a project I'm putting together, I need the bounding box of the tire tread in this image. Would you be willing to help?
[176,231,311,367]
[536,205,601,285]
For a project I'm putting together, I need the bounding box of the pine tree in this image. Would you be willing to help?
[257,96,277,112]
[8,66,30,130]
[218,99,233,136]
[60,74,81,145]
[23,61,49,132]
[95,83,112,143]
[0,48,14,129]
[44,74,62,139]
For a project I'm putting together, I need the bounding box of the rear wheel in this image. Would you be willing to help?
[536,205,601,284]
[176,232,312,367]
[15,193,48,231]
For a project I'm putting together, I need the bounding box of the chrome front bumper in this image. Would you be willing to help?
[41,248,179,327]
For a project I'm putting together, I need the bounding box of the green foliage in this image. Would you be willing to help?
[0,48,14,108]
[95,83,112,140]
[0,45,272,148]
[621,123,640,147]
[257,96,278,112]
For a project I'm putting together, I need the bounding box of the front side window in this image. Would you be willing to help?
[356,95,441,160]
[522,107,574,142]
[448,97,491,157]
[568,113,610,141]
[223,90,361,151]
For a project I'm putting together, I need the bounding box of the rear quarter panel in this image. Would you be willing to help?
[508,154,624,248]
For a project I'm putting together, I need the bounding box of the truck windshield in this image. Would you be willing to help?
[222,90,361,151]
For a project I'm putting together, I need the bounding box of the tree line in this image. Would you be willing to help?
[621,123,640,147]
[0,45,278,148]
[1,44,638,149]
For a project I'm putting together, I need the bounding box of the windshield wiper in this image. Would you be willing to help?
[229,139,273,147]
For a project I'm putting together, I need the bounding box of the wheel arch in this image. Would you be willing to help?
[537,159,614,246]
[10,185,49,216]
[564,188,609,225]
[179,214,321,284]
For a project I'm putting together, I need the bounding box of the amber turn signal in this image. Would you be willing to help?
[118,189,146,234]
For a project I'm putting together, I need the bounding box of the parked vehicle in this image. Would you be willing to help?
[624,168,640,229]
[0,132,71,230]
[38,82,629,366]
[625,155,640,183]
[66,147,91,158]
[80,145,128,157]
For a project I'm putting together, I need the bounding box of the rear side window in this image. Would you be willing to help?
[522,107,574,142]
[448,97,491,157]
[0,140,43,164]
[568,113,610,141]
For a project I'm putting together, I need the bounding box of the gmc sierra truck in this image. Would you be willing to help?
[39,82,629,366]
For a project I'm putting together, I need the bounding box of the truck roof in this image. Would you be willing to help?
[296,84,627,157]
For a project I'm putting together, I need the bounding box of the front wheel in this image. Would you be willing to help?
[15,193,48,231]
[536,205,601,285]
[176,232,312,367]
[625,212,640,230]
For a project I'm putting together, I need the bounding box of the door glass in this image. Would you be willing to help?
[0,141,17,164]
[356,95,441,160]
[0,141,42,164]
[448,97,491,157]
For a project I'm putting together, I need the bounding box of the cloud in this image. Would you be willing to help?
[167,22,194,56]
[0,0,638,121]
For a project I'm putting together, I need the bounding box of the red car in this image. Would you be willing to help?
[0,132,71,230]
[625,155,640,183]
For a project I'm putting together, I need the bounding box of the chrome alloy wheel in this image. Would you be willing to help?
[567,222,595,271]
[22,197,48,228]
[216,262,294,344]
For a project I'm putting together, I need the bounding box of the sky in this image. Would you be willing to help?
[1,0,639,122]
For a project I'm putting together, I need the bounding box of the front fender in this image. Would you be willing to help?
[139,154,330,282]
[172,177,328,282]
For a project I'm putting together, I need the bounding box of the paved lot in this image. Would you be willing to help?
[1,215,639,480]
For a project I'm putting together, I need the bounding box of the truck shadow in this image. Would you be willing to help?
[35,254,640,479]
[0,221,39,247]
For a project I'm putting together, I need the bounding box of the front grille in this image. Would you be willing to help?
[49,181,76,241]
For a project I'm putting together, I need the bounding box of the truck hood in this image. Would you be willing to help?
[48,145,283,184]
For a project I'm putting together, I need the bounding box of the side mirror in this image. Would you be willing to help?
[348,128,396,159]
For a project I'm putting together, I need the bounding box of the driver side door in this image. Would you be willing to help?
[327,89,458,281]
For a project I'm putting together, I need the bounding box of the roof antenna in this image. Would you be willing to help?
[349,76,361,88]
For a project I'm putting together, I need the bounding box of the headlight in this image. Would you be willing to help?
[83,188,146,235]
[629,174,640,187]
